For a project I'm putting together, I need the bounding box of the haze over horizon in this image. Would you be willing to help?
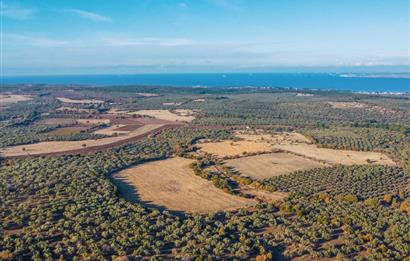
[1,0,409,76]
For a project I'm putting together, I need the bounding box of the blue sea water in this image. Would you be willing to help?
[1,73,409,93]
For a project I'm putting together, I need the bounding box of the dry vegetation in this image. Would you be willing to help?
[0,94,32,107]
[226,152,326,179]
[129,109,196,122]
[56,97,104,104]
[136,92,159,97]
[328,101,367,109]
[94,124,129,135]
[199,131,309,157]
[0,124,164,157]
[272,143,396,166]
[113,157,254,213]
[199,140,273,157]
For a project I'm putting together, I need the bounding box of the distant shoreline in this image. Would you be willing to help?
[339,73,410,79]
[1,73,409,93]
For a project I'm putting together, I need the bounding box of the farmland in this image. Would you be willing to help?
[113,157,254,213]
[226,152,326,179]
[0,84,409,260]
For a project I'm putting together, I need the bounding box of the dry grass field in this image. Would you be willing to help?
[272,143,396,166]
[328,101,367,109]
[199,132,309,157]
[113,157,254,213]
[0,124,164,157]
[226,153,327,179]
[199,140,273,157]
[129,109,196,122]
[136,92,159,97]
[56,97,104,104]
[162,102,182,106]
[0,94,32,107]
[94,124,129,135]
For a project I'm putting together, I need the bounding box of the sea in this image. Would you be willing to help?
[1,73,409,93]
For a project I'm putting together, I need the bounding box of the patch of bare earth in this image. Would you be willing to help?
[226,153,327,179]
[113,157,255,213]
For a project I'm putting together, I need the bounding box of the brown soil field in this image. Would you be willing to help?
[0,124,165,157]
[272,143,396,166]
[46,126,89,136]
[328,101,367,109]
[0,94,33,106]
[57,97,104,104]
[226,153,327,179]
[112,157,255,213]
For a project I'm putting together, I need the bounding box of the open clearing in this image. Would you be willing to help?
[136,92,159,97]
[127,109,196,122]
[272,143,396,166]
[226,153,327,179]
[0,124,164,157]
[199,140,273,157]
[94,124,129,135]
[328,101,367,109]
[113,157,254,213]
[57,97,104,104]
[0,94,32,106]
[199,131,308,157]
[200,132,396,179]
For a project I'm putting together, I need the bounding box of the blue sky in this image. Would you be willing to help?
[1,0,409,75]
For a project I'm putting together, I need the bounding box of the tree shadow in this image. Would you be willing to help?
[110,174,186,217]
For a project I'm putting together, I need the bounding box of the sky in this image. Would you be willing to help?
[1,0,409,75]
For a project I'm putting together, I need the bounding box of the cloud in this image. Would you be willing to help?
[6,34,67,47]
[64,8,110,22]
[0,2,36,20]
